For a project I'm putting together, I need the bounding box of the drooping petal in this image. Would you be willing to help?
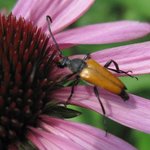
[51,86,150,134]
[27,127,84,150]
[91,41,150,75]
[59,41,150,76]
[48,0,95,34]
[55,21,150,48]
[12,0,94,33]
[38,116,136,150]
[12,0,33,19]
[50,40,150,78]
[27,131,46,150]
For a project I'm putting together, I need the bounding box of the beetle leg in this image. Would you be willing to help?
[93,86,106,115]
[61,73,76,82]
[93,86,108,134]
[104,60,138,80]
[65,76,80,105]
[83,53,91,60]
[55,73,77,87]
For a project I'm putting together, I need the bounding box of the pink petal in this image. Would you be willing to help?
[13,0,61,19]
[50,41,150,78]
[28,127,83,150]
[91,41,150,75]
[58,41,150,76]
[48,0,94,34]
[12,0,94,33]
[12,0,33,19]
[39,116,136,150]
[51,86,150,134]
[27,130,45,150]
[55,21,150,47]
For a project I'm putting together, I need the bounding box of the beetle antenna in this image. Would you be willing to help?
[46,15,62,55]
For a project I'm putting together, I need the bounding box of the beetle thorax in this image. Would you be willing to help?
[68,58,87,73]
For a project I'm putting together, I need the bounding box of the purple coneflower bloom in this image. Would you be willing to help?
[0,0,150,149]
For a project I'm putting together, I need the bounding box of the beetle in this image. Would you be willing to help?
[46,16,136,117]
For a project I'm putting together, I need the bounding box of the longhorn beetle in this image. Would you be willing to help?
[46,16,137,124]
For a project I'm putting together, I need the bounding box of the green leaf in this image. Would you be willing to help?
[44,105,81,119]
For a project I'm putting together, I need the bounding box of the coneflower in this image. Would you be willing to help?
[0,0,150,149]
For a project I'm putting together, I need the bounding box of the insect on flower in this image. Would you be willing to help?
[46,16,137,118]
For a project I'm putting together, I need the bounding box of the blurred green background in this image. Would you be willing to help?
[0,0,150,150]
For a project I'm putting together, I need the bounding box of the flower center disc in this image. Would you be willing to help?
[0,13,58,146]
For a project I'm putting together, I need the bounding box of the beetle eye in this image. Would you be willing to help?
[57,59,67,68]
[57,57,69,68]
[57,61,64,68]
